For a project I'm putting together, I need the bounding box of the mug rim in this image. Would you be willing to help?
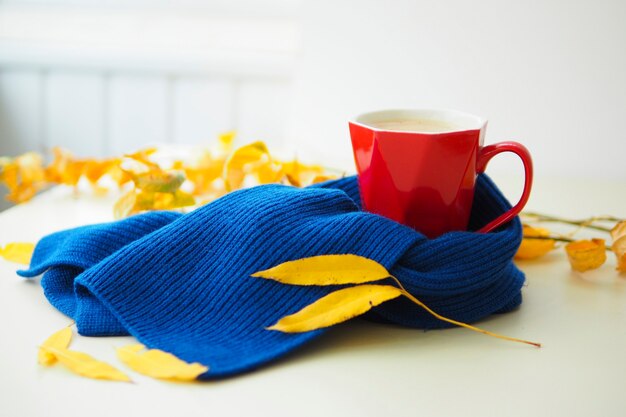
[350,108,487,134]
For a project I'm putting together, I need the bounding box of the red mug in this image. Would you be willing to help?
[349,109,533,238]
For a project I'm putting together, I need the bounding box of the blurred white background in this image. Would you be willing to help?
[1,0,625,210]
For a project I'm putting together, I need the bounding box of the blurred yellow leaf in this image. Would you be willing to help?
[267,285,402,333]
[610,221,626,272]
[565,239,607,272]
[218,131,236,154]
[41,347,131,382]
[45,147,86,186]
[114,189,195,219]
[125,147,159,169]
[152,190,195,210]
[183,151,225,196]
[280,160,326,187]
[252,254,390,285]
[38,327,73,366]
[1,153,46,203]
[83,159,119,184]
[131,171,185,193]
[311,174,336,184]
[113,190,137,219]
[515,225,556,260]
[223,141,270,191]
[108,164,133,186]
[0,242,34,265]
[117,344,208,381]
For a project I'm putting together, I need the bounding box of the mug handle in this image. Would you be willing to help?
[475,141,533,233]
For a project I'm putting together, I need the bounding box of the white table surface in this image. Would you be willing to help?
[1,177,625,417]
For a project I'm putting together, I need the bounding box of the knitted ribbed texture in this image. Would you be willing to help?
[19,174,524,379]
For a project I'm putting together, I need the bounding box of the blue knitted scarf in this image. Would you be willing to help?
[19,174,524,379]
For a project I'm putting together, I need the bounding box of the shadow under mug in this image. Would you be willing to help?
[349,109,533,238]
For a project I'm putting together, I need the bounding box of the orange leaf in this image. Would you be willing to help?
[565,239,607,272]
[610,221,626,272]
[311,174,337,184]
[83,159,119,184]
[1,153,46,203]
[125,147,159,169]
[515,225,556,260]
[45,147,86,186]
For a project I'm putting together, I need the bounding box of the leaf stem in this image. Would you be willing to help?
[525,235,612,251]
[388,276,541,348]
[521,212,621,233]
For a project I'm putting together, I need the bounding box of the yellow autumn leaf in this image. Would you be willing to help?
[565,239,607,272]
[1,153,47,203]
[125,147,160,169]
[223,141,270,191]
[267,284,403,333]
[252,254,391,285]
[184,150,225,195]
[254,160,283,184]
[132,171,185,193]
[310,174,336,184]
[42,346,131,382]
[113,190,137,219]
[613,237,626,273]
[83,159,119,184]
[258,256,540,346]
[610,221,626,272]
[0,242,35,265]
[45,147,87,186]
[280,160,326,187]
[515,224,556,260]
[38,327,73,366]
[218,131,236,154]
[117,344,208,381]
[108,164,133,186]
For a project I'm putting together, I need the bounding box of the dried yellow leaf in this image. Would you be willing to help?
[42,347,131,382]
[1,153,46,203]
[252,254,391,285]
[267,284,402,333]
[125,147,159,169]
[611,221,626,272]
[280,160,325,187]
[132,171,185,193]
[565,239,607,272]
[310,174,336,184]
[610,220,626,242]
[515,225,556,260]
[108,164,133,186]
[218,131,236,154]
[254,160,283,184]
[113,190,137,220]
[612,237,626,273]
[223,141,270,191]
[45,147,86,186]
[117,344,208,381]
[0,242,35,265]
[259,255,540,346]
[83,159,119,184]
[38,327,73,366]
[184,151,225,195]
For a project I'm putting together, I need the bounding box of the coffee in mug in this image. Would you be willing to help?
[349,109,533,238]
